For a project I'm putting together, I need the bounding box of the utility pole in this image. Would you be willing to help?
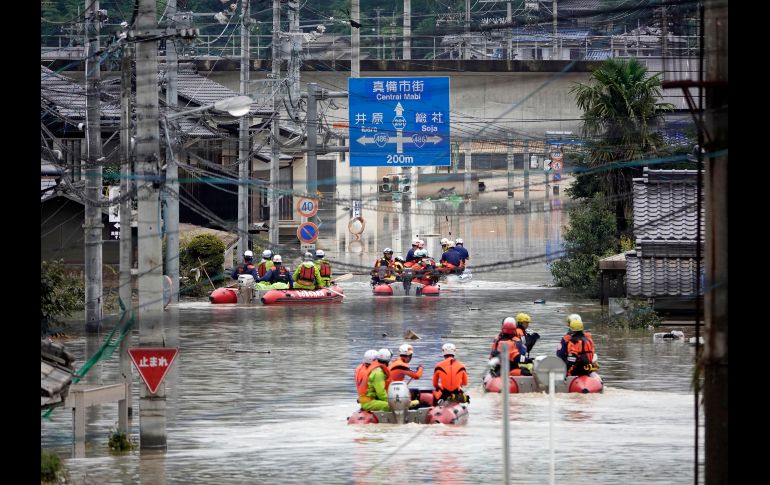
[464,0,471,60]
[287,1,301,108]
[374,8,383,59]
[552,0,558,59]
[118,40,133,434]
[403,0,411,60]
[269,0,281,247]
[350,0,362,237]
[84,0,103,333]
[164,0,179,304]
[238,0,251,260]
[135,0,166,449]
[507,2,513,60]
[306,83,318,198]
[704,1,728,483]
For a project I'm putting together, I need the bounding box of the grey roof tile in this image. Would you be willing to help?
[625,253,702,297]
[41,65,121,121]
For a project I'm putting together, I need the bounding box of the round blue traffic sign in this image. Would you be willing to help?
[297,222,319,243]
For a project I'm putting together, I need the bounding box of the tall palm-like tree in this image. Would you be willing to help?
[570,58,673,234]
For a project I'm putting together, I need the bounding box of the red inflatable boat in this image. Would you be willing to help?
[372,283,439,296]
[209,287,238,304]
[482,370,603,394]
[261,286,344,305]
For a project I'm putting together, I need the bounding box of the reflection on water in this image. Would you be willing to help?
[42,202,703,484]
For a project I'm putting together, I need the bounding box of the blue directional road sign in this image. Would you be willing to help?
[297,222,319,243]
[349,77,450,167]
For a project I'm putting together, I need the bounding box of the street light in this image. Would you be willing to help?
[162,95,254,303]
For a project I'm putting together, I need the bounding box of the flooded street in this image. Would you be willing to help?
[41,202,704,484]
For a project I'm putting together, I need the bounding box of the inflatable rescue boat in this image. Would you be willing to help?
[261,286,344,305]
[347,382,468,425]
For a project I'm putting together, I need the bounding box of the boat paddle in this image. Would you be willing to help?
[331,273,353,284]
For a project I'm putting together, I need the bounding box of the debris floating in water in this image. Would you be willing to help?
[468,307,481,311]
[403,329,421,340]
[653,330,685,341]
[534,299,546,304]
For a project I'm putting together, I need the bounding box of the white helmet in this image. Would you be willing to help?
[502,316,516,325]
[364,349,378,364]
[412,238,420,246]
[273,255,282,263]
[566,313,582,324]
[315,249,325,258]
[447,240,456,248]
[262,249,273,259]
[442,343,456,356]
[398,344,414,356]
[244,250,254,258]
[440,238,449,245]
[417,240,425,248]
[303,252,314,261]
[455,238,464,245]
[383,248,393,254]
[377,348,392,362]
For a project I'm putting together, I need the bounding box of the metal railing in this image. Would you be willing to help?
[41,33,701,62]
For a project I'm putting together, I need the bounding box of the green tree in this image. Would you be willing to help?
[570,57,673,234]
[41,260,85,336]
[550,194,617,297]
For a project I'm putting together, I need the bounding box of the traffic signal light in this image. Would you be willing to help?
[380,175,399,193]
[400,174,410,193]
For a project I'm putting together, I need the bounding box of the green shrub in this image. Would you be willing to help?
[180,234,226,296]
[41,448,63,482]
[41,260,85,336]
[108,430,136,452]
[550,194,618,297]
[600,299,661,329]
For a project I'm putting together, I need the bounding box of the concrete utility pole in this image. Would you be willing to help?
[350,0,362,228]
[552,0,558,59]
[464,0,471,60]
[306,83,318,198]
[287,1,301,108]
[238,0,251,260]
[507,2,513,60]
[374,8,383,59]
[403,0,411,60]
[704,1,728,483]
[136,0,166,449]
[269,0,281,247]
[84,0,103,333]
[164,0,179,304]
[118,41,133,433]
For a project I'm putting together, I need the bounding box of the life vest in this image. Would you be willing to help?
[433,357,467,393]
[236,263,255,275]
[495,337,524,362]
[257,260,273,278]
[318,260,332,278]
[358,361,392,400]
[389,357,421,382]
[273,265,290,283]
[563,332,595,374]
[355,363,370,395]
[297,264,317,286]
[373,258,393,278]
[514,327,526,339]
[404,261,417,269]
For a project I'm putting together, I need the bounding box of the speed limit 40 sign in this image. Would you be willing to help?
[296,197,318,218]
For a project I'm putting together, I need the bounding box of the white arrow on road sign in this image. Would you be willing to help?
[357,133,442,154]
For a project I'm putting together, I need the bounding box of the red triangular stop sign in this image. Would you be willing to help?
[128,348,179,394]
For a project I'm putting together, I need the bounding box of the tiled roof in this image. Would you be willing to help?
[171,67,273,116]
[41,65,121,121]
[41,339,76,410]
[174,118,221,139]
[509,28,591,42]
[636,239,699,258]
[633,168,704,241]
[626,252,703,297]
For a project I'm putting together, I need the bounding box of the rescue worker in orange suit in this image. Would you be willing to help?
[293,252,323,290]
[389,344,424,382]
[256,249,275,279]
[359,348,393,412]
[489,319,532,376]
[511,313,541,354]
[355,349,378,397]
[556,314,599,376]
[371,248,395,285]
[313,249,333,287]
[432,343,470,403]
[258,254,293,289]
[231,250,258,280]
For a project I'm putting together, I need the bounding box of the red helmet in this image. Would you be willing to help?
[501,321,517,334]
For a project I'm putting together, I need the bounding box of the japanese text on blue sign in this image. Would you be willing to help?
[348,77,451,167]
